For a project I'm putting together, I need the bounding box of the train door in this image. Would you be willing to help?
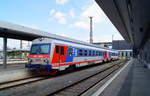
[104,51,107,59]
[66,47,73,62]
[52,45,68,64]
[108,52,110,58]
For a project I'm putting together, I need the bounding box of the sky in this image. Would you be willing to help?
[0,0,123,49]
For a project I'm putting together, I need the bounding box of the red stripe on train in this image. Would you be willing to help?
[51,58,107,67]
[28,55,50,58]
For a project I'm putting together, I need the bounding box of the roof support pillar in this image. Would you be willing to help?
[3,37,7,68]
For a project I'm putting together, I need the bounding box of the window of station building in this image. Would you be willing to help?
[122,52,124,57]
[89,50,92,56]
[126,52,128,57]
[60,47,64,55]
[84,50,87,56]
[130,52,132,56]
[78,49,83,56]
[56,46,60,53]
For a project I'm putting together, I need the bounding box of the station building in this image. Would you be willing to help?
[93,40,133,59]
[112,40,132,58]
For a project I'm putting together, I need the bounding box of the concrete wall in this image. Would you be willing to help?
[139,39,150,68]
[112,40,132,50]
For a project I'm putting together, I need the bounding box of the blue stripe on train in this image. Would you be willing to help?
[25,64,52,69]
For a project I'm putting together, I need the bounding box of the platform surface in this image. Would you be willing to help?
[0,64,25,72]
[99,59,150,96]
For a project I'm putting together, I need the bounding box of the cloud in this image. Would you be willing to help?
[49,9,56,15]
[50,9,67,24]
[54,12,67,24]
[69,9,75,18]
[93,32,124,42]
[71,21,89,30]
[80,3,106,23]
[71,2,107,30]
[56,0,68,5]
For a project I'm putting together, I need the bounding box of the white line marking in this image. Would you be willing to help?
[92,60,132,96]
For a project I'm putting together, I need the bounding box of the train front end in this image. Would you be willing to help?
[26,39,54,74]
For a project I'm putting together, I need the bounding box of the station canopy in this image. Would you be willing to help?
[0,21,85,42]
[96,0,150,49]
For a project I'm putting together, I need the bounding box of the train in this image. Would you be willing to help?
[26,37,118,75]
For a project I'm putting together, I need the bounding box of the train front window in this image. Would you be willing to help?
[30,44,50,54]
[40,45,50,54]
[30,45,39,54]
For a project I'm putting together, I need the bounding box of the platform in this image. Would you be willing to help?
[0,64,25,72]
[95,59,150,96]
[0,60,27,72]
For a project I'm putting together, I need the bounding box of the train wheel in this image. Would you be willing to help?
[102,60,105,63]
[67,65,76,71]
[50,69,58,76]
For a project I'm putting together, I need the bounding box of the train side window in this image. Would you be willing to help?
[68,48,73,56]
[60,47,64,55]
[89,50,92,56]
[92,51,95,56]
[79,49,83,56]
[98,51,100,56]
[96,51,98,56]
[99,51,101,56]
[102,52,104,56]
[56,46,59,53]
[84,50,87,56]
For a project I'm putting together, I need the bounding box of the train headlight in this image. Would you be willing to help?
[28,59,32,63]
[44,59,49,64]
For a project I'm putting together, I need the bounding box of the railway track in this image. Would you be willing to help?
[0,76,50,91]
[0,60,126,96]
[47,61,125,96]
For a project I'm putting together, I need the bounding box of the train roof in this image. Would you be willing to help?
[36,37,116,51]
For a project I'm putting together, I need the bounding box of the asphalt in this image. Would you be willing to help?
[99,59,150,96]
